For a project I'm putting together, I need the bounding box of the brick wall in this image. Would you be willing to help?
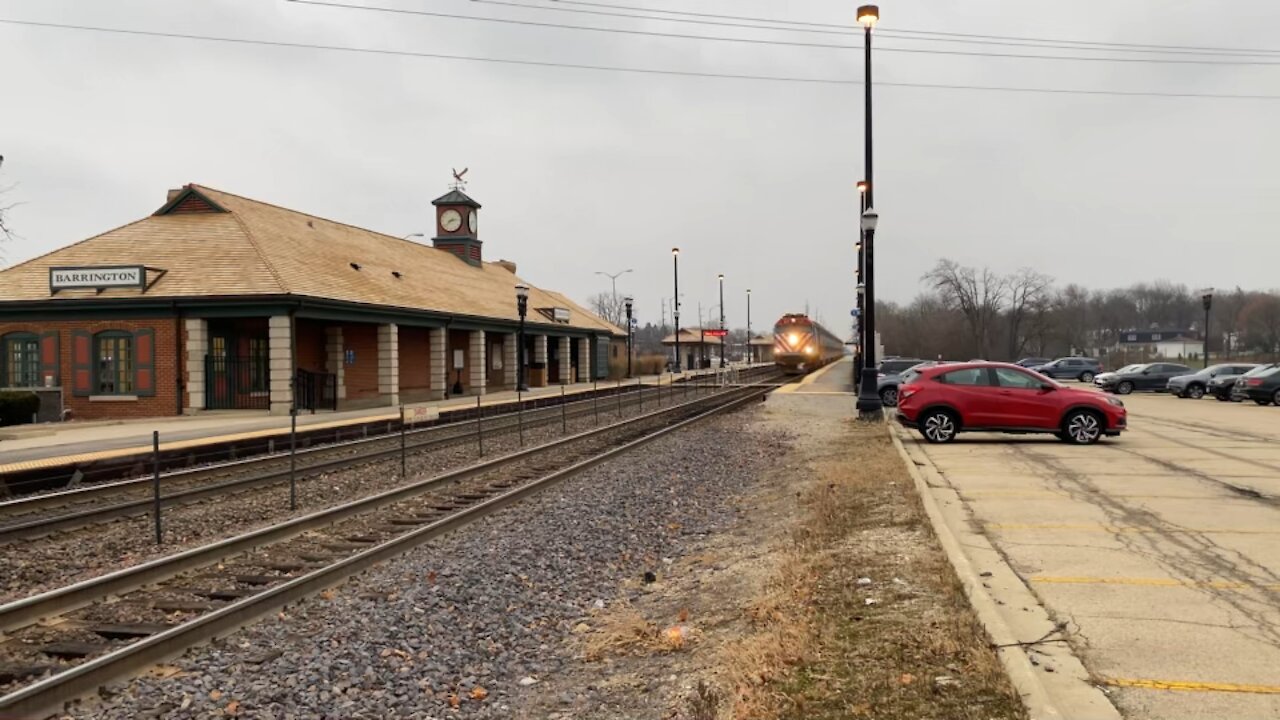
[0,318,179,420]
[295,320,327,374]
[343,323,379,401]
[399,326,431,395]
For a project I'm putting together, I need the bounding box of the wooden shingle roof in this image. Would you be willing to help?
[0,185,622,336]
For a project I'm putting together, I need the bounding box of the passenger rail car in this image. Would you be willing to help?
[773,313,844,375]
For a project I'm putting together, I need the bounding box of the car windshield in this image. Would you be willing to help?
[1114,364,1141,373]
[1255,366,1280,378]
[1243,364,1280,378]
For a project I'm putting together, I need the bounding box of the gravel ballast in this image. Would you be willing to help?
[60,407,783,719]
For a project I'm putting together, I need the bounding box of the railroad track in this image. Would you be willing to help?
[0,378,780,718]
[0,370,771,543]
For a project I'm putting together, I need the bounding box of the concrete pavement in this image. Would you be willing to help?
[900,389,1280,719]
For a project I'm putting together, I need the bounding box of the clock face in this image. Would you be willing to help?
[440,209,463,232]
[468,210,477,233]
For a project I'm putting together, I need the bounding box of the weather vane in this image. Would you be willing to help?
[450,167,469,191]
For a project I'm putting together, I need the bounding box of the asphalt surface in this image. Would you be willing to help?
[902,386,1280,719]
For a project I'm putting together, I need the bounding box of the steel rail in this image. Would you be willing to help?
[0,381,772,719]
[0,372,771,541]
[0,381,770,635]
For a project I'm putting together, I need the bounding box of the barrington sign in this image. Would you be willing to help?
[49,266,146,292]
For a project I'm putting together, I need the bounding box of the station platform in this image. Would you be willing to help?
[0,366,762,476]
[772,356,855,395]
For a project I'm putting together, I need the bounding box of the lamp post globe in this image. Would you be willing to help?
[515,283,530,392]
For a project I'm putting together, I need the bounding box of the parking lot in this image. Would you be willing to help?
[901,389,1280,719]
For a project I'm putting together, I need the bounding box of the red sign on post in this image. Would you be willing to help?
[702,329,728,337]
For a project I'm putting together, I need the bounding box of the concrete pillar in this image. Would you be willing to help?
[324,326,346,401]
[557,336,571,385]
[429,327,446,400]
[503,333,517,388]
[378,323,400,406]
[183,318,208,412]
[577,337,591,382]
[532,335,548,388]
[268,315,293,415]
[469,330,486,396]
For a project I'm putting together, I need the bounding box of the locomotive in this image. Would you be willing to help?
[773,313,845,375]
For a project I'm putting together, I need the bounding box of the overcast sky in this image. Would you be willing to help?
[2,0,1278,335]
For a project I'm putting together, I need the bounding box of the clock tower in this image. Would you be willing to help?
[431,188,483,267]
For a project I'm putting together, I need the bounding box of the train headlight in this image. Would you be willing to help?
[806,346,816,355]
[788,333,799,346]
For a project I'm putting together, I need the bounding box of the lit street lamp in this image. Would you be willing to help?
[718,273,726,368]
[515,283,530,392]
[672,248,682,372]
[1201,288,1214,369]
[624,295,634,378]
[854,3,882,419]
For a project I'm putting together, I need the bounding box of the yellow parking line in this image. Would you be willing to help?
[1103,677,1280,695]
[986,522,1280,536]
[1030,576,1280,591]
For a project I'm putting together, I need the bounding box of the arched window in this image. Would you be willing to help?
[2,332,40,388]
[94,331,134,395]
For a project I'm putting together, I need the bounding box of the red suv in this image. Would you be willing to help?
[896,362,1127,445]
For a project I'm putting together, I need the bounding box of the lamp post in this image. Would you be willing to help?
[718,274,727,368]
[1201,288,1214,369]
[515,283,530,392]
[746,288,752,364]
[624,295,634,378]
[855,4,882,419]
[672,248,681,372]
[595,268,633,318]
[855,180,868,386]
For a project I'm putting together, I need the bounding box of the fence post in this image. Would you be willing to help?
[399,405,407,480]
[638,378,644,413]
[561,386,567,433]
[517,390,525,447]
[152,431,162,545]
[477,396,484,456]
[289,408,297,511]
[617,379,622,418]
[657,374,662,408]
[593,380,599,425]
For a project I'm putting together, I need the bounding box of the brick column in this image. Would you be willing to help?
[268,315,293,415]
[503,333,517,388]
[577,337,591,382]
[429,327,446,400]
[557,336,571,385]
[469,330,486,396]
[324,326,346,401]
[183,318,208,413]
[378,323,400,406]
[532,335,548,388]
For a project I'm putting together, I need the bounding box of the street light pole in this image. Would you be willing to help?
[746,288,752,364]
[515,284,530,392]
[718,273,726,368]
[855,179,867,387]
[672,248,681,372]
[855,4,882,420]
[595,269,633,320]
[1201,288,1214,369]
[624,296,634,378]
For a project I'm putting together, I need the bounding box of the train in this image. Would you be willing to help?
[773,313,846,375]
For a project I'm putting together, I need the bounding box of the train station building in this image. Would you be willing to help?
[0,184,624,420]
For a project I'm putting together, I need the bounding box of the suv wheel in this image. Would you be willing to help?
[1061,409,1103,445]
[880,386,899,407]
[1254,399,1271,406]
[1215,392,1231,402]
[1116,381,1134,395]
[1272,389,1280,406]
[919,409,959,444]
[1080,371,1095,383]
[1186,384,1205,399]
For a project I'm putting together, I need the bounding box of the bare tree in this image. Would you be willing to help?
[922,259,1007,359]
[1053,284,1093,355]
[1005,268,1053,359]
[1241,293,1280,359]
[0,155,18,254]
[587,291,627,329]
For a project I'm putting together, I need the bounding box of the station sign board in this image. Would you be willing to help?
[703,329,728,337]
[405,404,440,425]
[49,265,146,292]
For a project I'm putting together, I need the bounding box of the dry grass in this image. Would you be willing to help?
[584,604,700,661]
[706,422,1026,720]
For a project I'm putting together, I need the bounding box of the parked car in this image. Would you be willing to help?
[1235,364,1280,405]
[1033,357,1103,383]
[1015,357,1052,368]
[1095,362,1192,394]
[1092,364,1144,387]
[1167,364,1260,399]
[896,362,1126,445]
[877,360,958,406]
[872,358,924,406]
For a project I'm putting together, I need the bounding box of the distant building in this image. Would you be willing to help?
[1116,329,1202,360]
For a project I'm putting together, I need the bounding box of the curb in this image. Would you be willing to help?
[888,426,1122,720]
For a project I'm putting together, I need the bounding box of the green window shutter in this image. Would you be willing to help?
[39,331,60,387]
[71,330,93,396]
[135,328,156,397]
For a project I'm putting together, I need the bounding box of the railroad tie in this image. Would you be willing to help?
[40,641,108,659]
[0,664,57,684]
[89,624,171,640]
